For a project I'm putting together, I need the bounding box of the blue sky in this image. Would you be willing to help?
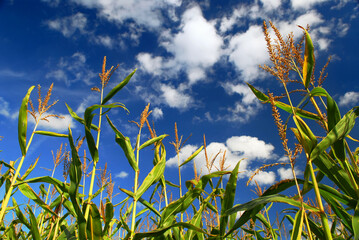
[0,0,359,206]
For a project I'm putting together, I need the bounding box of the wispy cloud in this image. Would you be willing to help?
[0,97,17,120]
[46,13,87,38]
[46,52,96,86]
[0,69,25,78]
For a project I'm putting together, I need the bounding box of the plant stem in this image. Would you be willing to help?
[0,121,39,222]
[85,83,104,220]
[130,129,142,239]
[307,158,333,240]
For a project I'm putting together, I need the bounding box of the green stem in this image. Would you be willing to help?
[85,83,104,220]
[130,129,142,239]
[0,121,39,222]
[308,159,333,240]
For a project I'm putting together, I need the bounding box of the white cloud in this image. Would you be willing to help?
[92,35,114,48]
[136,53,163,76]
[260,0,281,11]
[250,171,276,185]
[162,5,223,84]
[46,52,96,86]
[222,83,257,105]
[227,25,269,81]
[115,171,129,178]
[226,136,274,160]
[278,167,303,180]
[160,84,193,109]
[291,0,329,10]
[71,0,181,30]
[168,136,275,179]
[76,94,99,115]
[29,112,75,133]
[0,97,17,119]
[46,13,87,37]
[152,107,163,120]
[166,144,199,167]
[339,92,359,107]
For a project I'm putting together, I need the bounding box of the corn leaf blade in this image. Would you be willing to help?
[18,86,35,155]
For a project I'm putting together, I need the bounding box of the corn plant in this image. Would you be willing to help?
[0,22,358,240]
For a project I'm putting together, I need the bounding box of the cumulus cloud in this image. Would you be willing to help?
[167,136,275,182]
[164,6,223,84]
[227,25,269,81]
[152,107,163,120]
[46,52,96,86]
[339,92,359,107]
[46,13,87,37]
[278,167,303,180]
[160,84,193,109]
[115,171,129,178]
[250,171,276,185]
[136,53,163,76]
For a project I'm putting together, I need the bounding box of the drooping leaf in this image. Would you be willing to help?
[17,182,57,216]
[85,203,103,240]
[18,86,35,155]
[65,103,98,131]
[291,208,304,240]
[27,205,41,240]
[311,107,359,162]
[247,83,320,120]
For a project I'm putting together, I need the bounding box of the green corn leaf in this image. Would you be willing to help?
[107,115,138,171]
[17,183,57,216]
[135,150,166,200]
[291,208,304,240]
[293,115,317,154]
[179,146,203,167]
[354,201,359,240]
[310,87,345,160]
[311,107,359,162]
[34,131,68,138]
[308,217,325,239]
[12,198,30,229]
[321,191,353,233]
[225,194,319,216]
[299,26,314,89]
[16,176,69,194]
[139,134,168,150]
[85,203,102,240]
[68,127,87,239]
[57,224,77,240]
[18,86,35,156]
[164,180,180,188]
[27,205,41,240]
[102,69,136,105]
[20,156,39,180]
[65,103,99,131]
[115,136,138,171]
[313,153,357,199]
[133,222,212,240]
[247,83,320,120]
[220,161,240,236]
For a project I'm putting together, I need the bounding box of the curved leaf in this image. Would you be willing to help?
[18,86,35,155]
